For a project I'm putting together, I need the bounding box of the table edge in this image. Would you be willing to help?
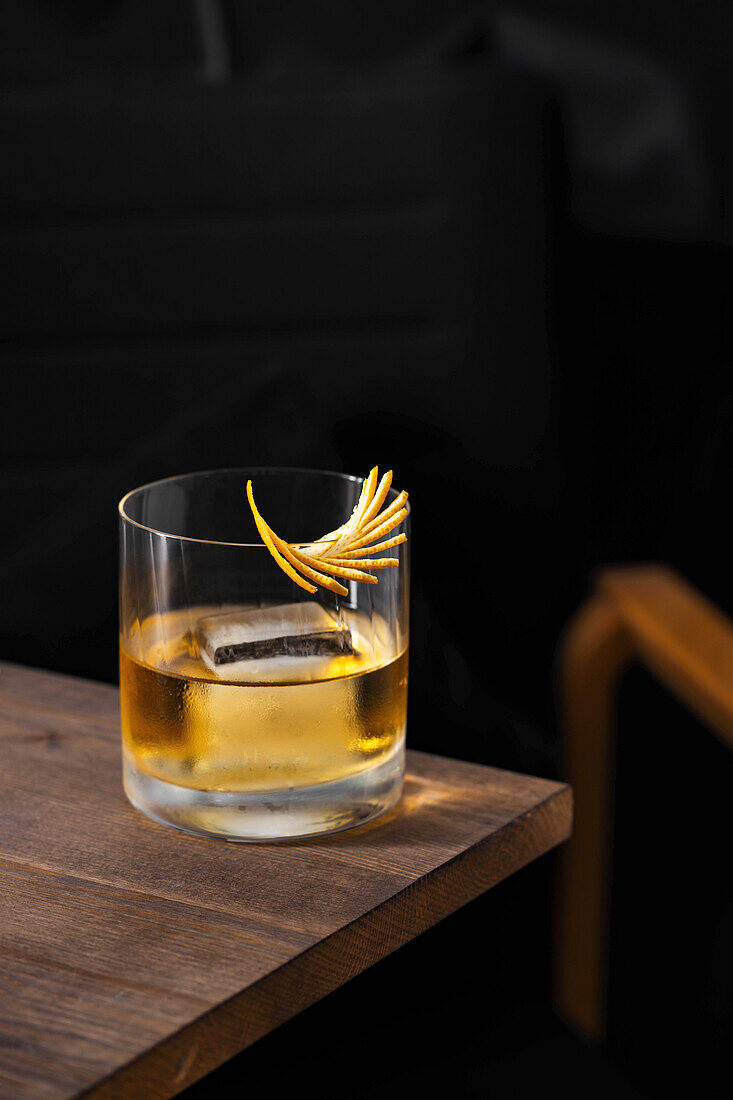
[79,783,571,1099]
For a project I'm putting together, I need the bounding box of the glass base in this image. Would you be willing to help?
[122,740,405,842]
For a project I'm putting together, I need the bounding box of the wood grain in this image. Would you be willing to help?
[0,661,571,1100]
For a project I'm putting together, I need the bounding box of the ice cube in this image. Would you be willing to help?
[197,602,352,668]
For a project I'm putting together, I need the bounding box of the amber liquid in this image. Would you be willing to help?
[120,607,408,793]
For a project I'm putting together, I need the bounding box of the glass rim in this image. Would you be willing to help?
[118,465,410,548]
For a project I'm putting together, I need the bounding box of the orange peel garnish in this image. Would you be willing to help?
[336,533,406,559]
[246,467,408,595]
[323,557,399,569]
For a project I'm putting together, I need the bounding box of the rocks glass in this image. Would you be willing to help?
[118,468,409,841]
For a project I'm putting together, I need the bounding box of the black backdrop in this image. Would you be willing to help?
[2,3,732,1096]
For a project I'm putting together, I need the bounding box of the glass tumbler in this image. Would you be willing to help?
[118,468,409,840]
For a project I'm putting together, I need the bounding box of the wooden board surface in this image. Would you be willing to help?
[0,661,571,1100]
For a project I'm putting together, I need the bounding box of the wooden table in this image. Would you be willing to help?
[0,661,571,1100]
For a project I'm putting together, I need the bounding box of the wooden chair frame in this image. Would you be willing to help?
[553,564,733,1043]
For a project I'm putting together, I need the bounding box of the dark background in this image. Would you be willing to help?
[2,2,732,1096]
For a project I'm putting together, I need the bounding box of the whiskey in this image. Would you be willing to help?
[120,606,408,793]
